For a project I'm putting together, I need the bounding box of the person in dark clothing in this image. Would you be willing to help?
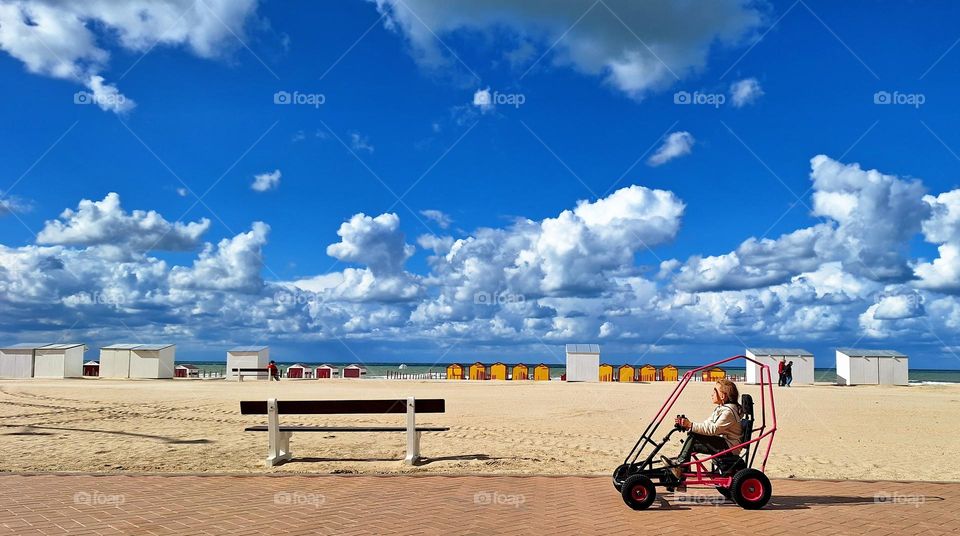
[777,358,786,387]
[267,360,279,381]
[784,361,793,387]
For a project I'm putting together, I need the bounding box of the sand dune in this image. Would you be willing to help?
[0,378,956,481]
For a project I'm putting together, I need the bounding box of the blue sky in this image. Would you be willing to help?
[1,0,960,368]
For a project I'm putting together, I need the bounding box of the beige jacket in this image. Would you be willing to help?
[690,403,743,451]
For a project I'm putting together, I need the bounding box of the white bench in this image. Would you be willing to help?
[240,397,448,466]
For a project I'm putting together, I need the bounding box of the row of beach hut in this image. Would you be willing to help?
[0,343,175,379]
[445,362,551,381]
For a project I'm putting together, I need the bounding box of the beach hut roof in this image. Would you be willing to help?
[176,364,199,369]
[316,363,336,369]
[288,363,308,368]
[83,360,99,366]
[837,348,906,358]
[565,344,600,354]
[344,363,366,369]
[229,345,268,352]
[1,342,55,350]
[102,343,142,350]
[135,344,174,351]
[41,343,86,350]
[748,347,812,357]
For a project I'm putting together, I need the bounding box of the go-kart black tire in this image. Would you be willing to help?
[730,469,772,509]
[715,486,732,499]
[621,475,657,510]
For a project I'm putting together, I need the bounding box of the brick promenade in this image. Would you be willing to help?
[0,474,956,535]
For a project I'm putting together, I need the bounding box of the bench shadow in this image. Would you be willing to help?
[282,454,498,466]
[3,425,212,445]
[414,454,498,466]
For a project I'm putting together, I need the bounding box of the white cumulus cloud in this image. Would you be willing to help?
[251,169,281,192]
[729,77,763,107]
[648,131,695,166]
[372,0,764,99]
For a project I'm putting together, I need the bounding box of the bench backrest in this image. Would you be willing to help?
[240,399,445,415]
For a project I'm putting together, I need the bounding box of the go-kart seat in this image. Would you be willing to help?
[740,394,754,444]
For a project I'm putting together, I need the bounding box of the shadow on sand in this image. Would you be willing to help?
[2,424,212,444]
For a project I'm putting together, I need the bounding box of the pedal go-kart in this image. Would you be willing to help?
[613,355,777,510]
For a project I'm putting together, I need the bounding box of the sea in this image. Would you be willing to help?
[181,361,960,384]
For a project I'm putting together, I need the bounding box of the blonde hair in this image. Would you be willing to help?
[715,379,739,405]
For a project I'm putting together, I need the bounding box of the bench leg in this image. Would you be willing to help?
[265,398,292,467]
[267,431,293,467]
[404,431,421,465]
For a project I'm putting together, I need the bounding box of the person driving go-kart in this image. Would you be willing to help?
[664,379,744,481]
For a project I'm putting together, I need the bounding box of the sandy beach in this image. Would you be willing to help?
[1,378,956,481]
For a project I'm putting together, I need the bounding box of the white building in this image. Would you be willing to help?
[745,348,815,385]
[34,343,86,378]
[99,344,175,379]
[565,344,600,382]
[226,346,270,381]
[0,343,48,378]
[836,348,908,386]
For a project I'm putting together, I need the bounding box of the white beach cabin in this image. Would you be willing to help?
[99,344,139,378]
[836,348,908,386]
[34,343,86,378]
[565,344,600,382]
[99,343,175,379]
[745,348,815,385]
[226,346,270,381]
[130,344,175,379]
[0,343,50,378]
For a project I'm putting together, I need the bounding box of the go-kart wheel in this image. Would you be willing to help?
[621,475,656,510]
[715,486,732,500]
[730,469,772,509]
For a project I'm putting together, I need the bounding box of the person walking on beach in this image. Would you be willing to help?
[784,361,793,387]
[777,357,786,387]
[267,360,279,381]
[663,379,743,482]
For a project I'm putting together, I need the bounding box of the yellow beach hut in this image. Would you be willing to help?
[490,362,507,380]
[639,364,656,382]
[533,363,550,381]
[512,363,528,380]
[618,364,635,383]
[659,364,678,382]
[599,363,615,382]
[446,363,464,380]
[703,367,726,381]
[469,362,487,380]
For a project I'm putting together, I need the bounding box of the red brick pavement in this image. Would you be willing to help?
[0,474,956,535]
